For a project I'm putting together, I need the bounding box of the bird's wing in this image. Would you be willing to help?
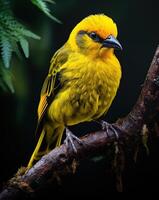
[37,73,59,123]
[37,46,68,125]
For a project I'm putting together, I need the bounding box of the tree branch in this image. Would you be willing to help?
[1,45,159,199]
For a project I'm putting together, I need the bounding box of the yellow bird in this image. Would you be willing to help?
[27,14,122,168]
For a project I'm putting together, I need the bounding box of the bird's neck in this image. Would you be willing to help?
[78,46,115,61]
[99,48,114,60]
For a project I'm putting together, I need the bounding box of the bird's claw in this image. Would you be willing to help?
[100,120,119,139]
[64,128,82,153]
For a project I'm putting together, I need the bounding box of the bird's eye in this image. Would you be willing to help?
[89,32,99,42]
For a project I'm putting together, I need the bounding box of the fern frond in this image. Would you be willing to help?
[31,0,61,23]
[19,37,29,58]
[10,39,23,59]
[0,0,40,68]
[18,29,40,40]
[44,0,55,4]
[0,34,13,68]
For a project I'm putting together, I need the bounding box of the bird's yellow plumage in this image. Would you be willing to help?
[27,14,122,168]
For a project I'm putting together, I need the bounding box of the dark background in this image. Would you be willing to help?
[0,0,159,196]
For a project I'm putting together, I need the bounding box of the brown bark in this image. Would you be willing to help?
[0,46,159,199]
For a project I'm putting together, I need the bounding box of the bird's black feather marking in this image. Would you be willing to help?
[53,71,62,97]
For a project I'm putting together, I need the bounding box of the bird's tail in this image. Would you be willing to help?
[27,129,45,169]
[27,125,64,169]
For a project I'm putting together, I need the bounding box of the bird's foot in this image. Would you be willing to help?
[64,128,83,153]
[100,120,119,139]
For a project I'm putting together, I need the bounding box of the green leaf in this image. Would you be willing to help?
[31,0,61,23]
[10,40,22,60]
[44,0,55,4]
[19,37,29,58]
[18,29,41,40]
[43,11,61,23]
[0,35,12,68]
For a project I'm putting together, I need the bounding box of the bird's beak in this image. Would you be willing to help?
[102,35,122,50]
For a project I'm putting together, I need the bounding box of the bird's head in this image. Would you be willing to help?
[68,14,122,58]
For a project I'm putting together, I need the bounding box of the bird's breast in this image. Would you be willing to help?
[48,54,121,125]
[63,57,121,118]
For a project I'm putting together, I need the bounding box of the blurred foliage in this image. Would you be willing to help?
[0,0,59,93]
[31,0,61,23]
[0,63,14,92]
